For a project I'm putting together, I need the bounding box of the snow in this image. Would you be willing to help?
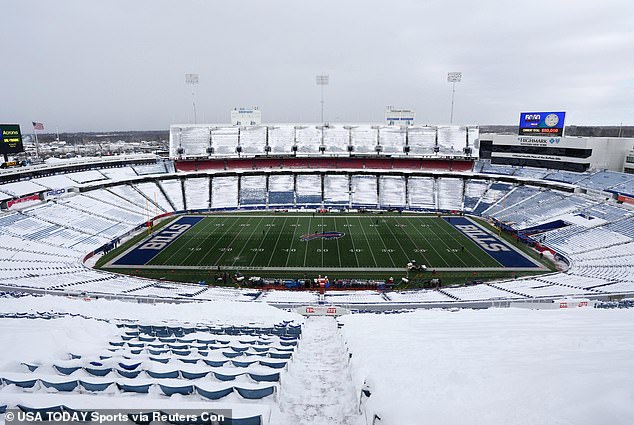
[339,308,634,425]
[0,295,301,424]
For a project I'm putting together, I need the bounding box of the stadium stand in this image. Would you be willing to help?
[351,176,378,207]
[133,182,174,213]
[407,177,435,210]
[240,175,268,206]
[0,147,633,306]
[296,175,322,207]
[159,180,185,211]
[0,317,302,425]
[211,176,239,209]
[323,175,349,207]
[239,126,267,156]
[268,175,294,206]
[436,178,463,211]
[183,177,210,211]
[407,126,437,155]
[379,176,406,208]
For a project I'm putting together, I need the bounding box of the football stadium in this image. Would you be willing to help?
[2,1,634,424]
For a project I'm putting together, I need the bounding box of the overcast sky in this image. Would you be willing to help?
[2,0,633,132]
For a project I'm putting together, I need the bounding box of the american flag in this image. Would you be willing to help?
[32,122,44,130]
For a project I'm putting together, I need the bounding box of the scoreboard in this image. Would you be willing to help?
[518,112,566,137]
[0,124,24,154]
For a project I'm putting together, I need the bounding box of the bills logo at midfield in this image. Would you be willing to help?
[300,231,345,242]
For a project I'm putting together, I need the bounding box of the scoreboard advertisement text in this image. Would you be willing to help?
[518,112,566,137]
[0,124,24,154]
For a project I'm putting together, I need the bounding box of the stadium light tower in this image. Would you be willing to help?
[316,74,329,123]
[447,72,462,124]
[185,73,199,124]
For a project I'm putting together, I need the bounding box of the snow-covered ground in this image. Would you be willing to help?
[339,308,634,425]
[3,295,633,425]
[0,296,302,425]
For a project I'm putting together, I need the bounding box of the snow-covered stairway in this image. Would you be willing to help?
[276,316,362,425]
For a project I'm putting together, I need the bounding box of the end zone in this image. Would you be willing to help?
[110,216,205,266]
[443,216,544,269]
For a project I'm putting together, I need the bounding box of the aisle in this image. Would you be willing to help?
[276,316,362,425]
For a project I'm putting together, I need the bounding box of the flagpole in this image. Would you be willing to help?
[33,127,41,159]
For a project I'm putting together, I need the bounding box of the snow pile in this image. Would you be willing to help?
[0,295,298,324]
[340,308,634,425]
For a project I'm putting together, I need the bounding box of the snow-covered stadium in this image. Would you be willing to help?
[1,123,633,424]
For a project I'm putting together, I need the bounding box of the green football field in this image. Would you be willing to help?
[109,214,517,271]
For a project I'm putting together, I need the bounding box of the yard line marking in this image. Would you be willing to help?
[171,216,227,265]
[215,216,258,265]
[344,216,360,267]
[355,216,383,267]
[381,217,414,268]
[230,216,266,267]
[284,216,302,267]
[248,217,278,267]
[407,217,452,267]
[425,219,469,267]
[195,216,242,266]
[303,215,313,268]
[332,216,343,268]
[393,216,432,266]
[266,217,289,267]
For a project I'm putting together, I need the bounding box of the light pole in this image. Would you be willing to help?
[185,73,199,124]
[447,72,462,124]
[316,74,329,123]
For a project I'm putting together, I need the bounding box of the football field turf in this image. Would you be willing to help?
[106,214,544,272]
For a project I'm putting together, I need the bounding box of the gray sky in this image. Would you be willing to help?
[2,0,633,132]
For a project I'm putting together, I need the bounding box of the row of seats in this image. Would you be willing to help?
[170,124,477,158]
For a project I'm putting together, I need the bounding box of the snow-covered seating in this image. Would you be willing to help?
[63,193,147,224]
[159,180,185,211]
[170,125,209,157]
[324,291,386,304]
[379,176,406,208]
[385,290,455,303]
[240,175,267,206]
[211,176,238,209]
[437,178,463,211]
[0,180,48,197]
[295,126,321,155]
[238,126,266,155]
[324,175,349,206]
[267,126,294,155]
[131,182,173,213]
[322,126,348,155]
[351,126,378,154]
[463,180,489,212]
[407,126,436,155]
[212,127,239,157]
[133,162,168,175]
[379,127,406,155]
[351,175,378,207]
[437,125,466,154]
[98,167,138,181]
[407,177,435,210]
[184,177,210,210]
[577,170,634,192]
[268,175,294,206]
[32,174,79,189]
[443,284,524,301]
[65,170,108,184]
[296,175,322,206]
